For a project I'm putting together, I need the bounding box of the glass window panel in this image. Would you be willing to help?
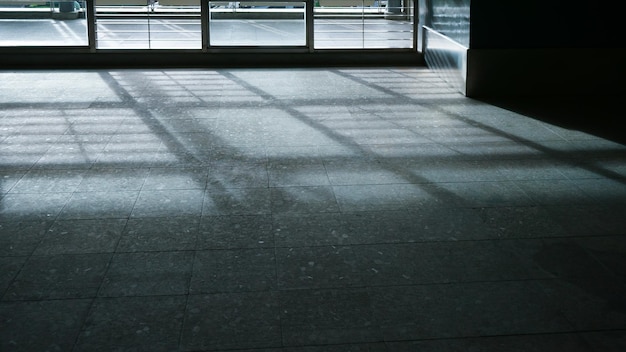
[208,1,306,47]
[0,0,88,46]
[314,0,413,49]
[95,0,201,49]
[2,0,413,50]
[363,17,413,48]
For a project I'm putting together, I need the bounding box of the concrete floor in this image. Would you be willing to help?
[1,67,625,351]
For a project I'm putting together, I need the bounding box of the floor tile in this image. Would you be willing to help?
[0,192,72,222]
[0,220,53,256]
[74,296,186,352]
[341,207,493,243]
[496,158,569,181]
[34,149,97,169]
[190,248,275,293]
[575,178,626,205]
[403,159,509,183]
[539,278,626,331]
[544,204,618,236]
[182,291,281,351]
[207,161,269,188]
[439,181,534,207]
[203,187,272,215]
[0,256,27,295]
[77,167,149,192]
[266,145,322,164]
[0,169,27,194]
[197,215,273,249]
[131,189,205,218]
[365,143,461,163]
[570,235,626,279]
[325,160,409,185]
[99,251,193,297]
[385,334,593,352]
[271,186,340,214]
[515,179,596,205]
[4,253,111,300]
[284,343,387,352]
[34,219,127,255]
[58,191,139,219]
[370,281,573,341]
[581,331,626,352]
[142,166,208,190]
[353,240,535,286]
[272,213,355,247]
[269,162,331,187]
[479,206,569,239]
[332,184,443,212]
[117,216,199,252]
[279,288,382,346]
[276,246,363,289]
[0,299,92,352]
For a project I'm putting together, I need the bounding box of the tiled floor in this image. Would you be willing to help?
[1,67,625,351]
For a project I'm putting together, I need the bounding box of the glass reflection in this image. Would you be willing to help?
[0,0,88,46]
[208,0,306,46]
[95,0,201,49]
[314,0,413,49]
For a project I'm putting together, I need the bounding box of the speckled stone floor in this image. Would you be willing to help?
[1,68,625,351]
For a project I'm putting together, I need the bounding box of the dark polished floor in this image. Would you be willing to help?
[1,67,625,351]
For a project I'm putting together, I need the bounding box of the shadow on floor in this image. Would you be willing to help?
[478,95,626,145]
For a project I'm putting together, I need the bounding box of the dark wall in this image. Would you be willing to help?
[470,0,626,49]
[464,0,626,98]
[465,0,626,143]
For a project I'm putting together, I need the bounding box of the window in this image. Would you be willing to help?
[0,0,88,46]
[0,0,414,49]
